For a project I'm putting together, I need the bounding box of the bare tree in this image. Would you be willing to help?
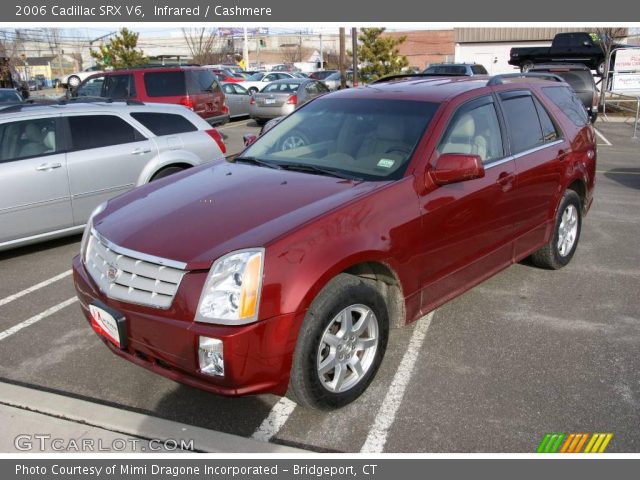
[280,45,313,64]
[182,28,225,65]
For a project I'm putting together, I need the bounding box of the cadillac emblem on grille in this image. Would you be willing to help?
[106,265,118,283]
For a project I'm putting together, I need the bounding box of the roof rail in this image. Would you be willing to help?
[487,73,565,86]
[0,96,145,113]
[63,96,145,106]
[371,73,458,84]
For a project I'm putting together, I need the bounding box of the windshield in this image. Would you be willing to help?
[248,73,265,81]
[0,90,21,103]
[242,98,439,181]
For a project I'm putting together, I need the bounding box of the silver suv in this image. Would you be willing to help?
[0,100,226,251]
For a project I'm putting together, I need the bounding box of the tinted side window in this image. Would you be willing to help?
[187,70,219,94]
[533,96,560,142]
[554,34,571,47]
[471,65,488,75]
[68,115,142,151]
[439,98,504,164]
[542,86,589,127]
[76,75,105,97]
[143,72,186,97]
[0,118,59,163]
[499,93,544,153]
[103,74,136,98]
[131,112,197,136]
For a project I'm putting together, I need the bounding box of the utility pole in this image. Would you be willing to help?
[339,27,346,89]
[243,27,249,70]
[319,33,323,70]
[351,27,358,87]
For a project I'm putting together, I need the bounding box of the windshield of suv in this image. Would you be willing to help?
[242,98,439,181]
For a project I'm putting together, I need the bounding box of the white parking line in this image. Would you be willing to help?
[594,128,612,146]
[0,270,72,308]
[251,397,297,443]
[360,311,435,453]
[0,297,77,341]
[217,120,252,130]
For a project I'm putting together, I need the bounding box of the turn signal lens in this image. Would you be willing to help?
[239,253,262,319]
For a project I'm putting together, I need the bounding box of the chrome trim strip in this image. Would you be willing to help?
[71,184,133,200]
[91,227,188,270]
[0,196,70,214]
[0,225,84,249]
[484,139,564,170]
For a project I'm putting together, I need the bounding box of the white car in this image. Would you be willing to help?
[60,66,104,89]
[239,71,296,94]
[0,100,226,250]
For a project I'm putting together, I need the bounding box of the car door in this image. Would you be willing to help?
[497,90,566,257]
[222,83,240,117]
[0,115,72,244]
[64,113,155,225]
[231,83,251,116]
[419,95,519,309]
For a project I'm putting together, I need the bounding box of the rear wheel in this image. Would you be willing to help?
[248,87,259,94]
[287,274,389,410]
[530,190,582,269]
[597,60,606,76]
[150,166,187,181]
[67,75,81,88]
[521,61,534,73]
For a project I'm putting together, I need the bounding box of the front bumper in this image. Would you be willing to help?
[72,255,301,396]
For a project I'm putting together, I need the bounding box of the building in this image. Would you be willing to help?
[14,55,78,84]
[454,27,629,75]
[383,30,455,69]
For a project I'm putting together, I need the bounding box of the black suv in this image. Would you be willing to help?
[529,64,598,123]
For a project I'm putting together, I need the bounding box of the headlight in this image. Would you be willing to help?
[195,249,265,325]
[80,201,107,263]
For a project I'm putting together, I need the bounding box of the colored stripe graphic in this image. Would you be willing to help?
[538,433,613,453]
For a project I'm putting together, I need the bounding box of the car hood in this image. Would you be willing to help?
[94,162,385,270]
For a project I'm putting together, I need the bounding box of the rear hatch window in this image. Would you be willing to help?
[186,70,219,94]
[131,112,198,136]
[143,71,186,97]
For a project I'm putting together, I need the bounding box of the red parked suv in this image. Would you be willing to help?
[72,74,596,409]
[74,66,229,126]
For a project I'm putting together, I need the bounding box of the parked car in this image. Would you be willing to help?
[0,100,226,251]
[239,72,297,94]
[73,66,230,126]
[27,79,42,91]
[308,70,338,81]
[72,73,596,410]
[0,88,23,104]
[323,71,355,91]
[249,78,329,124]
[207,68,244,83]
[221,82,252,119]
[422,63,488,76]
[60,66,103,88]
[508,31,624,75]
[529,64,599,122]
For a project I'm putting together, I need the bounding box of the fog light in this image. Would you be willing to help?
[198,337,224,377]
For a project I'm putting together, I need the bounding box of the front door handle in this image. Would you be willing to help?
[497,171,515,192]
[131,147,151,155]
[36,162,62,171]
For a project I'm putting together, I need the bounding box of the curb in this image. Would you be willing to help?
[0,382,306,453]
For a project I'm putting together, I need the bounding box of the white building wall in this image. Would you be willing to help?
[455,41,549,75]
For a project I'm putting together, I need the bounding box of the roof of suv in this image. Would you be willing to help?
[0,100,196,120]
[328,74,567,103]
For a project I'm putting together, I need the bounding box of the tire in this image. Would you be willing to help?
[596,60,606,76]
[521,61,534,73]
[253,118,266,126]
[530,190,582,270]
[278,130,310,151]
[67,75,81,88]
[287,273,389,410]
[248,87,259,94]
[150,166,186,181]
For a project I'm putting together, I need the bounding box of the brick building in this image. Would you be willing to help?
[382,30,455,70]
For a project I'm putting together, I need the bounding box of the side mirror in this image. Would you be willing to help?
[431,153,484,185]
[243,133,258,146]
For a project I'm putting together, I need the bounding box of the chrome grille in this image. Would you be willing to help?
[85,230,186,309]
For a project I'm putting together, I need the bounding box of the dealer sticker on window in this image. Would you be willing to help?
[377,158,395,169]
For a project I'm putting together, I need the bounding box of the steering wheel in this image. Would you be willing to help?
[279,130,310,151]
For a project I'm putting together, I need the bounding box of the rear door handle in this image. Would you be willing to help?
[131,147,151,155]
[497,171,516,191]
[36,162,62,171]
[558,149,569,159]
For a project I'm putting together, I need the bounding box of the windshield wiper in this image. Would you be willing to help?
[233,156,282,169]
[279,163,362,181]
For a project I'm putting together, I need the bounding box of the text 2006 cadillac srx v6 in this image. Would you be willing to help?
[73,74,596,409]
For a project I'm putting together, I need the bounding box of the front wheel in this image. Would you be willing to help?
[530,190,582,269]
[597,60,606,76]
[150,166,186,181]
[288,274,389,410]
[67,75,81,88]
[521,61,535,73]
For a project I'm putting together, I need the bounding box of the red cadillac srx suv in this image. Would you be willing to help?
[72,74,596,410]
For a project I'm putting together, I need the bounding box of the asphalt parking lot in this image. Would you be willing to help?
[0,119,638,453]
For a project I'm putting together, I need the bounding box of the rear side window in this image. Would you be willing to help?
[0,118,59,163]
[533,96,560,142]
[143,72,186,97]
[68,115,143,151]
[471,65,488,75]
[542,86,589,127]
[263,82,299,93]
[499,92,546,153]
[131,112,198,136]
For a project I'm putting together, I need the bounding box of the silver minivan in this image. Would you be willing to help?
[0,100,226,251]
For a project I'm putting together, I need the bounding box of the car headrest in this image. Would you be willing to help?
[450,114,475,139]
[377,122,404,141]
[43,131,56,150]
[25,123,43,142]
